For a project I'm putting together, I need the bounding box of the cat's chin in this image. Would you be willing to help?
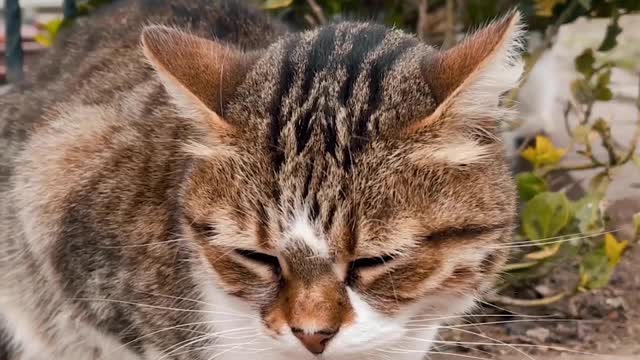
[197,270,474,360]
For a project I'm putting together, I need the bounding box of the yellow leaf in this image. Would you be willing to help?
[604,233,628,266]
[525,243,561,260]
[536,0,566,17]
[44,18,63,34]
[262,0,293,10]
[520,135,567,167]
[34,34,52,47]
[34,18,63,48]
[579,272,590,289]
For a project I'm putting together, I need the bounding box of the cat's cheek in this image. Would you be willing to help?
[322,288,411,355]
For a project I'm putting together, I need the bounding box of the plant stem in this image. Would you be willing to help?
[417,0,429,41]
[503,261,539,271]
[620,75,640,163]
[442,0,456,49]
[485,292,567,307]
[542,162,604,176]
[306,0,327,25]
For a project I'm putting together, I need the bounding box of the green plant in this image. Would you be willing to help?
[501,33,639,304]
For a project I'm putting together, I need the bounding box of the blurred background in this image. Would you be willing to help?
[1,0,640,359]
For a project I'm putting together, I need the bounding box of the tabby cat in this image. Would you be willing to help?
[0,0,523,359]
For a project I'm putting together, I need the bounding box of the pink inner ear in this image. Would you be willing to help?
[141,26,253,115]
[422,12,519,104]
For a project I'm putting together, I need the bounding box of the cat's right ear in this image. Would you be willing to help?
[141,25,252,137]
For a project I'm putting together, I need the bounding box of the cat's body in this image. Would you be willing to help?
[0,1,523,359]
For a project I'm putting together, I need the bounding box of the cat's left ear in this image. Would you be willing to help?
[141,25,253,137]
[411,11,524,141]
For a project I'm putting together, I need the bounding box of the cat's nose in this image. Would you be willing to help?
[291,327,337,355]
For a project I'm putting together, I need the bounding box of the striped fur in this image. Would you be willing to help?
[0,1,523,359]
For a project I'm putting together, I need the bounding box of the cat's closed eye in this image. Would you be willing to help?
[235,249,281,272]
[349,254,396,270]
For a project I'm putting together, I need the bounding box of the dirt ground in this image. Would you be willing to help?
[432,231,640,360]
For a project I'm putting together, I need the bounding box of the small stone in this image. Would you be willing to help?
[605,297,627,310]
[534,284,554,297]
[525,327,551,343]
[607,311,620,321]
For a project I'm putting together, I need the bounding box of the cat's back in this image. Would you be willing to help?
[0,2,285,357]
[0,0,286,183]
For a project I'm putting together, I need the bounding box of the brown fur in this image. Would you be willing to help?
[0,1,522,358]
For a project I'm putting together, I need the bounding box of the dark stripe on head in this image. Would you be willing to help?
[295,27,337,155]
[301,26,337,99]
[310,193,321,220]
[323,100,338,159]
[256,202,271,249]
[350,38,418,158]
[339,26,388,171]
[300,160,314,200]
[338,26,388,105]
[269,36,300,175]
[294,96,316,154]
[323,202,337,231]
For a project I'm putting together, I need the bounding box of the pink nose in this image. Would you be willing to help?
[292,328,337,354]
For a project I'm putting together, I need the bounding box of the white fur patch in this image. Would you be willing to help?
[410,140,492,166]
[280,211,329,257]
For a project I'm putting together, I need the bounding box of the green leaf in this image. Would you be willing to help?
[571,79,592,104]
[262,0,293,10]
[592,117,611,135]
[516,172,547,202]
[588,171,611,196]
[575,49,595,77]
[522,192,572,242]
[579,247,613,290]
[577,0,591,10]
[520,135,567,167]
[596,68,611,88]
[594,68,613,101]
[595,87,613,101]
[598,9,622,52]
[633,213,640,241]
[574,195,605,235]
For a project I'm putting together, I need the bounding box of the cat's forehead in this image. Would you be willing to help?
[233,22,439,189]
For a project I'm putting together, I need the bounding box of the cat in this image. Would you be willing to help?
[0,0,524,359]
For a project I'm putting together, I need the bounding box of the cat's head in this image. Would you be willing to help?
[142,12,523,359]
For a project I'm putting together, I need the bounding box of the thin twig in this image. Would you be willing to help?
[442,0,456,49]
[417,0,429,41]
[563,101,573,137]
[542,162,605,176]
[306,0,327,25]
[593,119,619,165]
[503,261,539,272]
[620,74,640,163]
[304,13,318,27]
[485,292,567,307]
